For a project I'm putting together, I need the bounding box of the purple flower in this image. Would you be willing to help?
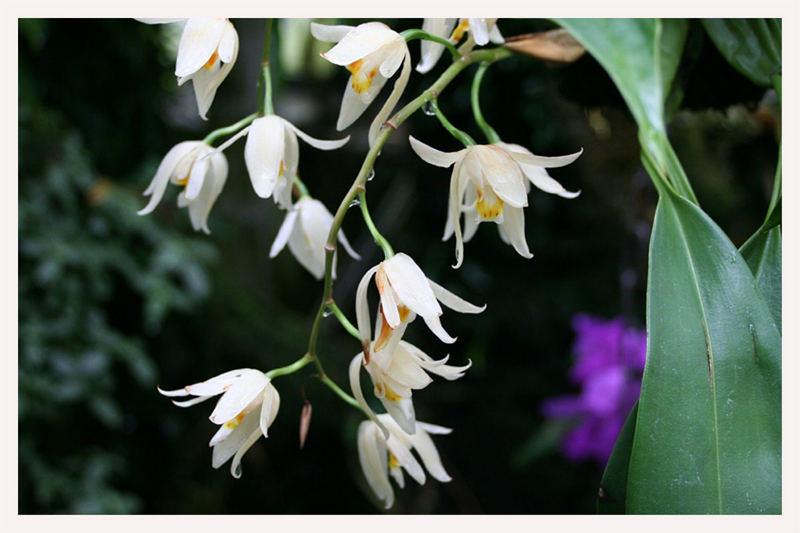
[541,314,647,465]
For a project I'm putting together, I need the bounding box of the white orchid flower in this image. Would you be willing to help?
[138,141,228,234]
[158,369,280,478]
[450,18,504,47]
[349,331,471,434]
[210,114,349,210]
[269,196,360,279]
[357,414,452,509]
[311,21,411,147]
[139,18,238,120]
[416,17,504,73]
[409,136,582,268]
[355,253,485,352]
[416,18,458,74]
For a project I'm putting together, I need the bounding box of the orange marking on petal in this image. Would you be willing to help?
[203,50,220,70]
[450,19,470,42]
[398,305,411,323]
[383,386,402,402]
[389,453,400,469]
[224,412,245,429]
[476,189,504,220]
[347,59,377,94]
[374,304,395,352]
[174,171,191,186]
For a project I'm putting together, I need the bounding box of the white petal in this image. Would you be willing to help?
[259,382,280,438]
[428,278,486,314]
[182,368,253,396]
[422,315,457,344]
[380,396,417,436]
[384,434,426,485]
[208,372,268,424]
[376,267,401,329]
[310,22,355,43]
[170,395,213,408]
[338,229,361,260]
[244,116,284,198]
[382,253,442,320]
[357,422,394,508]
[156,384,190,398]
[211,409,259,469]
[349,354,389,439]
[175,18,227,77]
[379,42,406,78]
[320,22,398,66]
[138,141,199,215]
[183,148,210,200]
[418,422,452,435]
[229,426,262,478]
[499,205,533,259]
[368,48,411,147]
[186,151,227,233]
[217,21,237,63]
[284,119,350,150]
[474,146,528,208]
[506,146,584,169]
[355,265,381,345]
[523,165,581,198]
[416,19,457,74]
[489,23,504,44]
[269,208,299,258]
[468,18,490,46]
[184,41,238,120]
[410,429,451,482]
[288,198,331,279]
[336,72,388,131]
[409,136,464,168]
[136,18,184,25]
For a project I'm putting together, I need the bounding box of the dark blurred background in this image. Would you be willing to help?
[18,18,779,514]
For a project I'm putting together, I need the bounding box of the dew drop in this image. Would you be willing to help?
[349,198,361,208]
[422,101,436,116]
[367,169,376,182]
[322,310,332,318]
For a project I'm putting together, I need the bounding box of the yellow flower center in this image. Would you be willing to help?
[347,59,378,94]
[203,50,220,70]
[475,187,504,220]
[389,454,400,469]
[450,19,470,42]
[375,382,403,402]
[224,412,245,429]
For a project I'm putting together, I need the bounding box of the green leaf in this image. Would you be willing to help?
[701,19,781,88]
[740,226,782,332]
[554,18,696,203]
[597,401,638,514]
[628,186,781,513]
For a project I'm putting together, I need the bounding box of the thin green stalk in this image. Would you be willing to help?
[471,62,501,143]
[359,189,394,259]
[293,176,310,198]
[320,374,362,411]
[265,353,313,379]
[202,113,258,145]
[430,99,476,147]
[327,301,360,340]
[257,19,275,116]
[401,28,461,61]
[305,46,512,375]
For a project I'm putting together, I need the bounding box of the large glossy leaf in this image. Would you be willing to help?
[740,226,782,332]
[701,19,781,88]
[628,186,781,513]
[554,18,696,203]
[597,401,638,514]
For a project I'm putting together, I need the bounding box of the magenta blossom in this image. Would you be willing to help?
[541,314,646,465]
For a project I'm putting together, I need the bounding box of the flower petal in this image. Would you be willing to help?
[208,371,267,424]
[474,146,528,208]
[229,426,262,478]
[368,48,411,147]
[217,21,237,63]
[175,18,227,77]
[522,164,581,199]
[284,119,350,150]
[181,368,253,397]
[211,408,259,469]
[410,429,451,482]
[357,421,394,508]
[244,116,284,198]
[356,265,381,344]
[259,382,280,438]
[320,22,398,66]
[382,253,442,320]
[138,141,200,215]
[468,18,490,46]
[310,22,355,43]
[416,18,457,74]
[499,205,533,259]
[349,354,389,439]
[427,278,486,314]
[422,315,457,344]
[409,136,464,168]
[506,146,584,169]
[336,72,388,131]
[269,207,298,258]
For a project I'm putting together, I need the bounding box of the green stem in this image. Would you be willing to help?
[401,28,461,61]
[327,300,360,340]
[202,113,258,145]
[430,99,476,147]
[257,19,275,116]
[305,46,512,375]
[293,176,310,198]
[265,353,313,379]
[359,189,394,259]
[471,62,502,143]
[320,374,362,411]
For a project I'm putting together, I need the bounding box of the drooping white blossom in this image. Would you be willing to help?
[312,21,411,146]
[357,414,452,509]
[138,141,228,233]
[408,136,582,268]
[355,253,485,351]
[416,18,504,73]
[270,196,360,279]
[158,369,280,478]
[139,18,239,120]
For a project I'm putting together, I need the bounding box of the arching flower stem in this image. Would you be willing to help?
[401,28,462,62]
[327,300,361,340]
[202,113,258,145]
[358,188,394,259]
[257,19,275,116]
[429,98,476,147]
[471,62,502,144]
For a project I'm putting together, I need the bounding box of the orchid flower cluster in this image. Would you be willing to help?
[141,18,582,508]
